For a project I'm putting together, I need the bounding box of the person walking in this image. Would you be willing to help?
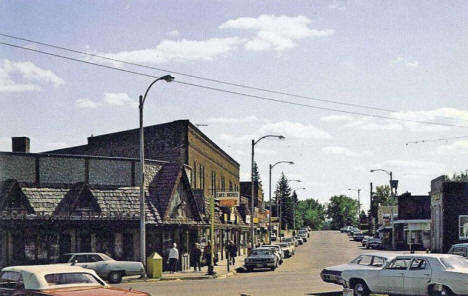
[228,240,237,265]
[168,243,179,274]
[191,243,202,272]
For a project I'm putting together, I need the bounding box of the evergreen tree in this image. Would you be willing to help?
[274,173,292,229]
[252,161,262,185]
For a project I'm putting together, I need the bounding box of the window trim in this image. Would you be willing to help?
[459,215,468,240]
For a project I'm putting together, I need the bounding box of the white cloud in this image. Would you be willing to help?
[436,140,468,155]
[320,114,353,122]
[102,37,243,65]
[75,98,101,109]
[346,119,403,131]
[74,93,137,109]
[390,107,468,132]
[0,59,64,93]
[167,30,180,37]
[374,159,446,174]
[390,55,419,69]
[103,93,138,108]
[321,146,372,157]
[0,137,9,151]
[207,116,260,124]
[220,14,334,53]
[328,1,345,11]
[219,133,253,145]
[257,121,331,140]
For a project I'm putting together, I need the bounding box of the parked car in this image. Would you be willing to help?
[448,243,468,257]
[366,237,383,249]
[271,233,278,241]
[260,245,284,263]
[0,264,149,296]
[341,254,468,296]
[298,233,308,242]
[283,237,298,248]
[352,232,365,242]
[320,252,396,286]
[299,229,309,238]
[348,227,360,236]
[340,226,351,233]
[58,252,145,283]
[295,236,304,245]
[361,236,372,247]
[244,248,278,271]
[277,242,294,257]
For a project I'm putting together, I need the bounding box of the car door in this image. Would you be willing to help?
[378,258,411,295]
[404,258,432,296]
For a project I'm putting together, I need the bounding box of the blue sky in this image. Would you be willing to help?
[1,1,468,209]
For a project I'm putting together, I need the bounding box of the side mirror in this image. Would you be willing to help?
[71,259,77,266]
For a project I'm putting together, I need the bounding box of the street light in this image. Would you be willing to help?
[251,135,285,248]
[292,187,306,231]
[370,168,398,250]
[347,188,361,214]
[268,161,294,243]
[139,74,174,267]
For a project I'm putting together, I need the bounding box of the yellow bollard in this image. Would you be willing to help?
[146,252,163,279]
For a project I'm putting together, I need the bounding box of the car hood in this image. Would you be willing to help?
[42,286,149,296]
[323,263,379,273]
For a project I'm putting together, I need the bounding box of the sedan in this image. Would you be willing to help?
[0,264,149,296]
[244,248,278,271]
[59,252,145,283]
[321,252,396,286]
[342,254,468,296]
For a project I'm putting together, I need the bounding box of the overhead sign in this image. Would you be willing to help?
[216,191,239,207]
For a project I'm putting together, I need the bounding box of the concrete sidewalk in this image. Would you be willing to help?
[122,253,248,283]
[160,253,247,280]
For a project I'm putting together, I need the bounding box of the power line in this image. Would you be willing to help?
[405,135,468,146]
[0,32,395,113]
[2,40,468,130]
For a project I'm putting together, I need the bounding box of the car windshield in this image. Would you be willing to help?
[279,243,288,247]
[98,253,113,261]
[44,272,103,286]
[440,256,468,269]
[251,250,272,256]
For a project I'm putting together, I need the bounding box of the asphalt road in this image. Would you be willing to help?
[116,231,367,296]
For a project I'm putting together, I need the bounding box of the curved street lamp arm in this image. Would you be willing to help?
[254,134,285,146]
[141,75,174,106]
[370,168,391,176]
[272,160,294,168]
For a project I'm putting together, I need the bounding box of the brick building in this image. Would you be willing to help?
[48,120,240,199]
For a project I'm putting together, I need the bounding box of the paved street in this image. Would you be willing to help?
[117,231,368,296]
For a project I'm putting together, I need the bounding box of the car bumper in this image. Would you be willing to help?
[320,270,344,285]
[245,262,276,269]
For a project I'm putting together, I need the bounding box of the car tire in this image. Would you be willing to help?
[108,271,123,284]
[246,266,253,272]
[352,280,370,296]
[431,285,453,296]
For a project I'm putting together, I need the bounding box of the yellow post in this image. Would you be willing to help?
[146,252,162,278]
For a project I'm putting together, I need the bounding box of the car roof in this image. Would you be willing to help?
[64,252,107,256]
[394,253,455,259]
[451,243,468,247]
[2,264,88,273]
[357,252,398,259]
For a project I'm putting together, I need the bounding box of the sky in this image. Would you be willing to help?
[1,1,468,210]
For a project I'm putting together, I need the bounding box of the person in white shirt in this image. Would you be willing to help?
[168,243,179,273]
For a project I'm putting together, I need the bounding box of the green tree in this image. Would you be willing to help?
[274,173,292,229]
[295,198,326,230]
[373,185,396,206]
[450,170,468,181]
[327,195,359,229]
[252,161,262,186]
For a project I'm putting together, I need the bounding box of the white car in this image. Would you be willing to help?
[321,252,396,286]
[259,246,284,264]
[0,264,149,296]
[342,254,468,296]
[59,252,145,283]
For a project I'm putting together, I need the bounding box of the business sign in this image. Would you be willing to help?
[246,215,251,224]
[216,191,240,207]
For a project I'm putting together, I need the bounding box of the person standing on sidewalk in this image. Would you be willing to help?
[191,243,202,272]
[168,243,179,274]
[204,242,214,275]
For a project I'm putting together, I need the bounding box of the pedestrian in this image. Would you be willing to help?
[168,243,179,274]
[204,242,214,275]
[228,240,237,265]
[191,243,202,272]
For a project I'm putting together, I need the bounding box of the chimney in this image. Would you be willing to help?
[12,137,30,153]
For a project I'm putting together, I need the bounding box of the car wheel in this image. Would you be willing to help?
[108,271,123,284]
[352,280,370,296]
[431,285,453,296]
[246,266,253,272]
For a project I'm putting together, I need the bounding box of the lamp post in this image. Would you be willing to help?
[292,187,306,231]
[279,179,301,240]
[139,74,174,267]
[251,135,285,248]
[370,169,398,250]
[347,188,361,214]
[268,161,294,243]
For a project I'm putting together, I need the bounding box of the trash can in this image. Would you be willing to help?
[147,252,163,279]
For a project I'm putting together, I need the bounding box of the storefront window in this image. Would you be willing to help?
[459,215,468,239]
